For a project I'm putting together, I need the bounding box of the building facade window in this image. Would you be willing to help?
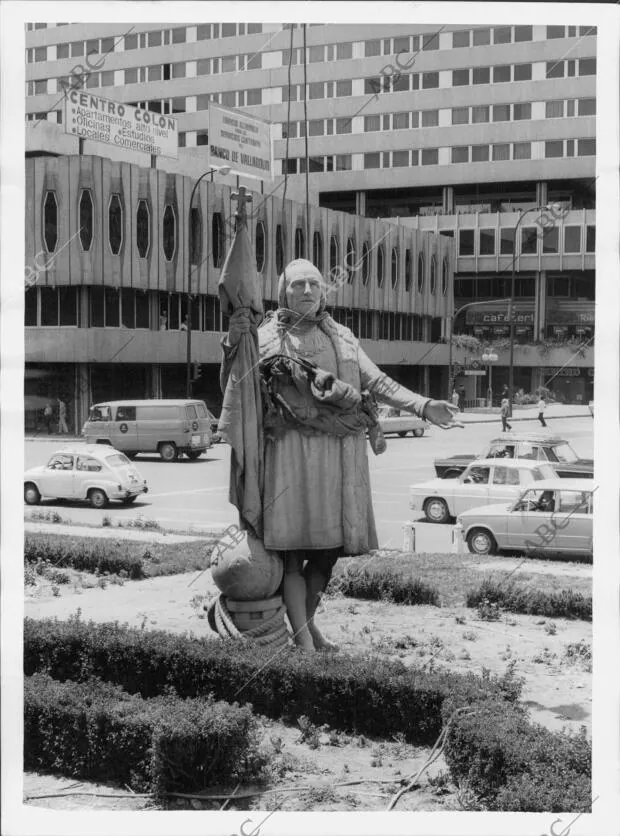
[294,227,305,259]
[346,237,355,282]
[162,205,176,261]
[564,226,581,253]
[500,228,515,254]
[417,252,425,291]
[405,249,412,291]
[79,190,94,252]
[361,242,370,285]
[108,195,123,255]
[521,227,538,254]
[377,245,385,288]
[189,206,202,266]
[136,200,150,258]
[513,142,532,160]
[275,224,284,274]
[459,229,475,256]
[255,221,266,272]
[312,230,323,271]
[479,228,495,255]
[43,191,58,252]
[212,212,225,267]
[329,235,339,275]
[391,248,399,288]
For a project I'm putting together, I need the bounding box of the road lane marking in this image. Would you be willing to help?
[147,486,228,498]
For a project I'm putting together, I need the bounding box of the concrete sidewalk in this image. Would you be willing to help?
[25,403,592,441]
[458,403,592,424]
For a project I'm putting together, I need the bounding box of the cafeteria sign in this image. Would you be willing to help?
[64,91,178,158]
[208,104,273,180]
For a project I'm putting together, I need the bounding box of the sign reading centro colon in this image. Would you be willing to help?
[64,91,178,159]
[208,103,273,180]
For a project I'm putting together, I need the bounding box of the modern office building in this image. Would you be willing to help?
[25,21,596,428]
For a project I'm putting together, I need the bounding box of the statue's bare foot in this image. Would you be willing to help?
[293,633,316,652]
[309,626,339,652]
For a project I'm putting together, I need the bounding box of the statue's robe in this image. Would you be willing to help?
[222,313,429,556]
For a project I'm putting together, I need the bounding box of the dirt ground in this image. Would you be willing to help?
[24,547,591,813]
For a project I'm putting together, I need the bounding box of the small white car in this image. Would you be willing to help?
[457,478,595,556]
[378,406,427,438]
[24,446,148,508]
[410,459,556,524]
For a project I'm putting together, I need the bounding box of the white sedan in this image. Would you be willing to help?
[24,446,148,508]
[378,406,427,438]
[410,459,556,524]
[457,479,595,556]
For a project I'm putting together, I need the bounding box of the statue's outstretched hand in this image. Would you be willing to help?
[424,400,465,429]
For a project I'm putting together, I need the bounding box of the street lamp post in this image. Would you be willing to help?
[508,203,558,413]
[481,350,498,407]
[186,164,231,398]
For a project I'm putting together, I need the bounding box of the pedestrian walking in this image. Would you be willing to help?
[458,385,466,412]
[451,389,459,409]
[57,397,69,434]
[537,396,547,427]
[500,398,512,432]
[43,401,53,434]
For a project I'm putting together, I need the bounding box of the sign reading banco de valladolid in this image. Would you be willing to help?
[64,90,178,159]
[208,103,273,180]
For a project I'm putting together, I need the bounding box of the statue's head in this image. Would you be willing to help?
[278,259,326,317]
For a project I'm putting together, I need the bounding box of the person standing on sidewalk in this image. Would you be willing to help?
[537,395,547,427]
[500,398,512,432]
[57,397,69,434]
[43,401,53,434]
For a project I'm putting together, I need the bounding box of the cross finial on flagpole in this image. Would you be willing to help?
[231,185,253,230]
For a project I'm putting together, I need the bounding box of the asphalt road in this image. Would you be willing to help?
[24,415,593,550]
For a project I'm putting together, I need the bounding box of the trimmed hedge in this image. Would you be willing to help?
[442,698,591,812]
[25,535,145,579]
[24,533,218,579]
[25,672,264,799]
[329,561,439,606]
[24,616,520,746]
[466,579,592,622]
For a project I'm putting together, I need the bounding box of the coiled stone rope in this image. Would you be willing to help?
[207,594,291,649]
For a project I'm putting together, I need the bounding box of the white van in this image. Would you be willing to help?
[82,399,213,461]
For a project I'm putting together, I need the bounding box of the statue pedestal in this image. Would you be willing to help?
[210,530,283,600]
[226,596,283,632]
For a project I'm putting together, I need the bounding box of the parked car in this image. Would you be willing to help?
[378,406,427,438]
[24,446,148,508]
[410,459,556,524]
[457,478,595,557]
[434,433,592,480]
[82,399,212,461]
[205,407,222,444]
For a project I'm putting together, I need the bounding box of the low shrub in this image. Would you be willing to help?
[24,533,220,579]
[24,672,265,800]
[328,559,440,606]
[466,579,592,622]
[24,617,518,746]
[442,698,591,811]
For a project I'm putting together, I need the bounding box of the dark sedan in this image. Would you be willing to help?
[434,433,592,480]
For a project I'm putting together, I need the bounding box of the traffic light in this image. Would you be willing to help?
[192,363,202,382]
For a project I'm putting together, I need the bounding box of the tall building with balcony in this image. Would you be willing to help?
[25,21,596,427]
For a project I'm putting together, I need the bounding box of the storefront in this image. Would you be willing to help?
[539,367,594,403]
[466,307,535,343]
[544,308,595,341]
[25,363,78,434]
